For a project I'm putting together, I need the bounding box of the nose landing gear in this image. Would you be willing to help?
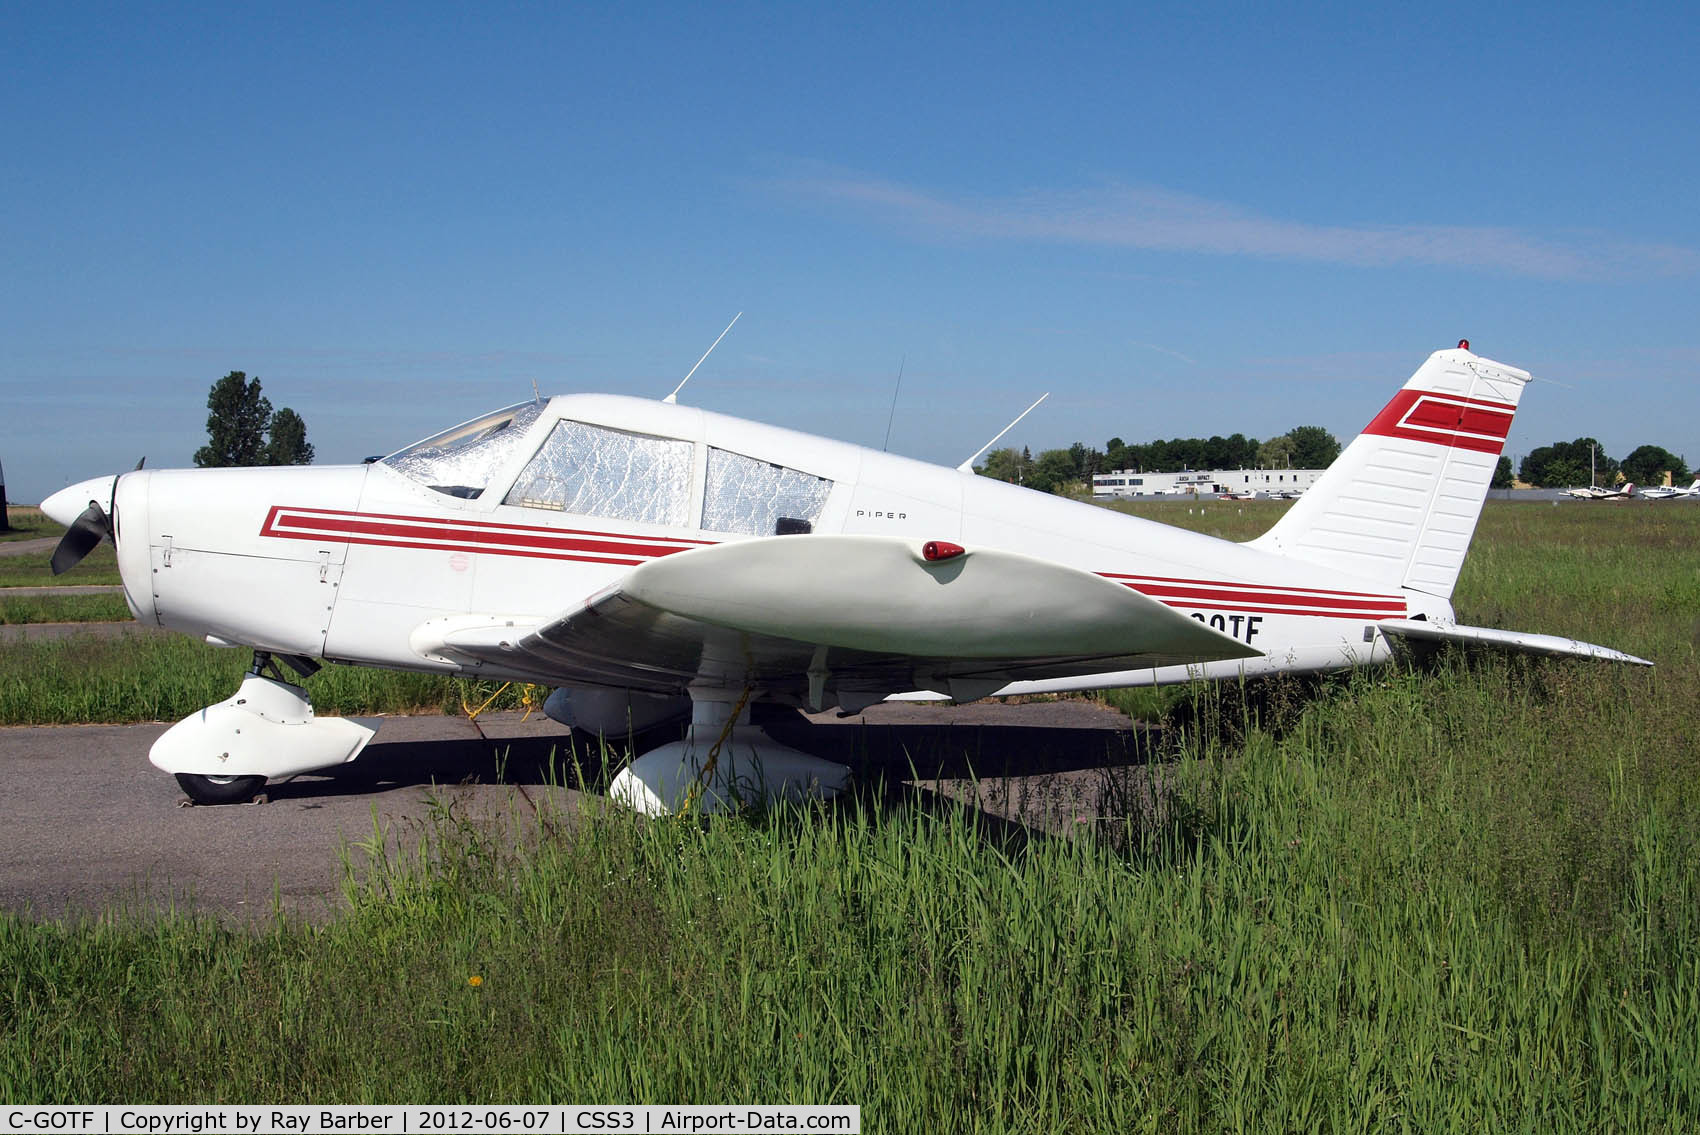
[150,650,380,805]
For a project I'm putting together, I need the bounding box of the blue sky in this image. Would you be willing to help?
[5,2,1697,500]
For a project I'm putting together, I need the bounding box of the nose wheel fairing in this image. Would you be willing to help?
[149,671,378,782]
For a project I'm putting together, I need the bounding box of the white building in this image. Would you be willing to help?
[1091,467,1329,499]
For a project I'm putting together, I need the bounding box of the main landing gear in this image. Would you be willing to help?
[608,689,851,816]
[150,650,380,805]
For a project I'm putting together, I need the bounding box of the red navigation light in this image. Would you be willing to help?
[1458,339,1471,351]
[922,540,965,562]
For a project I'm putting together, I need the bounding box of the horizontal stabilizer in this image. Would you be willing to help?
[1378,618,1651,666]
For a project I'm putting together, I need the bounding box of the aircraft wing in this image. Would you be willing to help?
[410,535,1261,705]
[1377,618,1651,666]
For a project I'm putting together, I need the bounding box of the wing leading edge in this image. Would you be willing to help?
[410,535,1260,706]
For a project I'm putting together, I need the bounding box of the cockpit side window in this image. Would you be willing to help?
[702,448,833,535]
[504,420,693,526]
[382,402,545,499]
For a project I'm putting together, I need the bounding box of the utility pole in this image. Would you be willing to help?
[0,457,8,532]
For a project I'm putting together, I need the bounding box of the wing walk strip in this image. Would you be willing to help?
[261,507,1409,621]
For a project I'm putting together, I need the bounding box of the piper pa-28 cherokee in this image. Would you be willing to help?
[42,340,1649,813]
[1637,478,1700,501]
[1563,482,1636,501]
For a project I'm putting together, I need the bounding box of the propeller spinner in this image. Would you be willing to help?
[41,474,121,575]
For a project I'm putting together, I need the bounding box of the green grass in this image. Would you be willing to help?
[0,632,537,724]
[0,507,65,542]
[1,500,1697,1126]
[0,542,121,586]
[1103,496,1294,541]
[2,695,1696,1126]
[0,592,132,624]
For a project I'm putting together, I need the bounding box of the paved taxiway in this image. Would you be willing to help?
[0,700,1149,923]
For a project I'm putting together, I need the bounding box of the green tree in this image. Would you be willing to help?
[1491,455,1515,489]
[1257,435,1296,470]
[1286,425,1341,468]
[264,407,315,465]
[194,372,272,467]
[1520,439,1615,489]
[194,372,315,468]
[1068,441,1104,477]
[976,447,1026,484]
[1026,448,1082,494]
[1619,444,1689,488]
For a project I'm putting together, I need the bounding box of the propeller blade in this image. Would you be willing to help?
[50,503,111,575]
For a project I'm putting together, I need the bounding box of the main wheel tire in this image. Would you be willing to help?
[174,773,266,806]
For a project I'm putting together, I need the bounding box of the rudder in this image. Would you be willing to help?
[1248,346,1530,600]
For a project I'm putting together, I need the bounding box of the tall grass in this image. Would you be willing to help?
[3,693,1696,1128]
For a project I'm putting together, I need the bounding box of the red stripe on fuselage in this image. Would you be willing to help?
[260,506,711,563]
[1099,572,1406,617]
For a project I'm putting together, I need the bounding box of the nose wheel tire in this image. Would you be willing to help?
[174,773,266,806]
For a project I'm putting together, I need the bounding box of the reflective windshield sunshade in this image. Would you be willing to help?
[702,448,833,535]
[382,402,546,499]
[504,420,694,526]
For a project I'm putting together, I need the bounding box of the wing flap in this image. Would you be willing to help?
[1378,618,1651,666]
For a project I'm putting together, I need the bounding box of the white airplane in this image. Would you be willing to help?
[1637,478,1700,501]
[42,342,1649,813]
[1563,482,1635,500]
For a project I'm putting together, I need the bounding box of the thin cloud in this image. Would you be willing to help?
[770,171,1695,282]
[1131,340,1198,365]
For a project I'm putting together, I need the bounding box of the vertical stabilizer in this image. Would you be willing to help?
[1248,347,1530,600]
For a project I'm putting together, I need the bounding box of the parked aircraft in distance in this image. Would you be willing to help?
[1638,478,1700,501]
[42,341,1650,813]
[1563,483,1636,501]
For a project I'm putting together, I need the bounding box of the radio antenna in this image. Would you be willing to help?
[956,393,1050,473]
[882,355,905,451]
[664,312,742,404]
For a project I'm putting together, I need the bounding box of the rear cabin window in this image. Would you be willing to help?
[382,402,545,499]
[702,447,833,535]
[504,420,693,526]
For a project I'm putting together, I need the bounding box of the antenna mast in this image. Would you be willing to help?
[955,393,1050,473]
[664,312,742,405]
[882,355,905,451]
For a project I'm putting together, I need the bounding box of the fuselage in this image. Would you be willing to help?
[49,391,1446,702]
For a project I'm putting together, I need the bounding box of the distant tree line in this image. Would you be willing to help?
[976,426,1690,496]
[1517,439,1688,489]
[975,426,1343,494]
[194,371,315,468]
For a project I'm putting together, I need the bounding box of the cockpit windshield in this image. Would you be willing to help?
[381,401,546,498]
